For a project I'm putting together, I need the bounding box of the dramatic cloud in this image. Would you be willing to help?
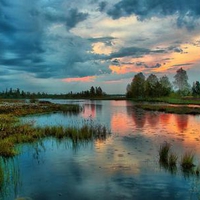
[0,0,200,93]
[65,8,89,29]
[108,46,166,59]
[144,63,161,69]
[107,0,200,30]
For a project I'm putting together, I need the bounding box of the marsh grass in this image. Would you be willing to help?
[159,142,171,164]
[0,103,81,116]
[0,102,110,158]
[0,115,110,157]
[168,152,178,167]
[181,151,195,170]
[136,104,200,115]
[159,144,200,178]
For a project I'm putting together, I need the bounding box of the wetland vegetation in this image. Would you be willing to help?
[0,102,110,158]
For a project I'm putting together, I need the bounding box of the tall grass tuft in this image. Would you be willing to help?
[159,142,171,164]
[168,152,178,167]
[181,151,195,170]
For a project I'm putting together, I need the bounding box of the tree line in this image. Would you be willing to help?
[126,68,199,98]
[0,86,106,99]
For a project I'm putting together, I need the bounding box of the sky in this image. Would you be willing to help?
[0,0,200,94]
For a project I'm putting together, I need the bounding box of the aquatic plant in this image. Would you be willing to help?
[159,142,171,163]
[0,117,111,158]
[181,151,195,170]
[168,152,178,167]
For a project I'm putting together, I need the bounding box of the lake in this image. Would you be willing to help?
[1,100,200,200]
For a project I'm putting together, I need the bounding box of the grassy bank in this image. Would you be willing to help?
[135,104,200,114]
[129,96,200,105]
[0,102,111,158]
[0,102,81,116]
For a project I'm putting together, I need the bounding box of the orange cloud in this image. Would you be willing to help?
[154,43,200,73]
[109,65,143,74]
[62,76,96,82]
[92,42,112,55]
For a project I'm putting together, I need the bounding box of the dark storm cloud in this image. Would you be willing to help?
[88,36,115,46]
[144,63,161,68]
[107,0,200,29]
[43,7,89,29]
[167,46,184,53]
[111,59,120,66]
[173,63,193,67]
[0,1,109,80]
[136,62,145,66]
[65,8,89,29]
[98,1,108,12]
[108,46,166,59]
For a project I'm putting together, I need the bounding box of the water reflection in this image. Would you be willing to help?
[82,103,102,119]
[126,107,146,128]
[175,115,189,132]
[4,100,200,199]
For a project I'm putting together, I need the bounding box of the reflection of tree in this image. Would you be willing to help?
[127,107,146,128]
[82,103,102,119]
[175,115,188,132]
[159,114,171,124]
[146,112,159,127]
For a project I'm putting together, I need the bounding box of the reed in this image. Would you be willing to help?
[159,142,171,164]
[168,152,178,167]
[181,152,195,170]
[0,119,110,158]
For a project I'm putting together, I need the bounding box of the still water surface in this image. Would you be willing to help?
[2,100,200,200]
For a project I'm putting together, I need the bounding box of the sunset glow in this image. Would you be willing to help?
[1,0,200,94]
[62,76,96,83]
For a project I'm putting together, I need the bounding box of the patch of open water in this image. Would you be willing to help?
[1,100,200,200]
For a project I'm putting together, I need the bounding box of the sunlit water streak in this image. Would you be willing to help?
[1,100,200,200]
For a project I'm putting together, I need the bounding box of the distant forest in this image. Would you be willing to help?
[1,68,200,100]
[126,68,200,98]
[0,86,106,99]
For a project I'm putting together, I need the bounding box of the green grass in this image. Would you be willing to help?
[159,142,171,164]
[0,114,111,158]
[0,103,81,116]
[181,152,195,170]
[136,104,200,115]
[158,144,200,177]
[0,102,110,158]
[168,152,178,167]
[131,96,200,105]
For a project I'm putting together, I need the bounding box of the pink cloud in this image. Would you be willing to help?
[62,76,96,82]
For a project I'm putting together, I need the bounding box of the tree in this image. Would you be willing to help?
[159,75,172,96]
[130,73,145,98]
[173,68,190,96]
[126,84,132,98]
[145,74,159,97]
[96,87,103,96]
[90,86,95,96]
[192,81,200,96]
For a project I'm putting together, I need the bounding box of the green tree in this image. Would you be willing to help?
[173,68,190,96]
[159,75,172,96]
[126,84,132,98]
[90,86,95,96]
[192,81,200,96]
[96,87,103,96]
[145,74,159,97]
[130,73,145,98]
